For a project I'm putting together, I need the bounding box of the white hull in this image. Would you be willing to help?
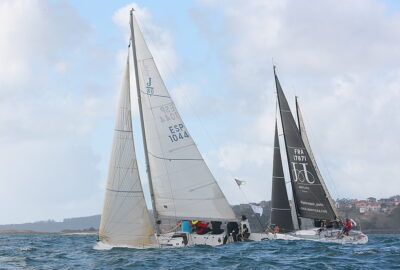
[96,231,227,249]
[158,232,226,248]
[96,228,368,249]
[250,228,368,244]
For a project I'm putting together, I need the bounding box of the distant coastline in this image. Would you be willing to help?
[1,200,399,234]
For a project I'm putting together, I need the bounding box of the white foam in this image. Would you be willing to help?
[93,241,155,250]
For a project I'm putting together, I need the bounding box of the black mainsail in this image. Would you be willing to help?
[274,67,336,221]
[270,121,295,232]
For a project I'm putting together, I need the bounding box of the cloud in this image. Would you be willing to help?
[0,0,90,86]
[194,0,400,200]
[112,3,178,79]
[0,0,113,224]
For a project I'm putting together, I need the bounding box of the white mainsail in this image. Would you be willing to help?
[296,98,339,218]
[131,16,236,221]
[99,57,155,247]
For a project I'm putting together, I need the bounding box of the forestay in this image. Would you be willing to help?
[99,58,155,247]
[274,69,336,221]
[131,17,236,222]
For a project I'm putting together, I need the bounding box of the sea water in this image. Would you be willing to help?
[0,234,399,269]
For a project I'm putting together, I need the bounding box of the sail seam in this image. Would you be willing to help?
[148,152,203,161]
[115,129,132,133]
[106,188,143,193]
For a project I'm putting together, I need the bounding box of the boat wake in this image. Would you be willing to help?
[93,241,114,250]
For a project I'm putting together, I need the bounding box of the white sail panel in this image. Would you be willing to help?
[132,17,236,221]
[99,58,155,247]
[296,100,339,218]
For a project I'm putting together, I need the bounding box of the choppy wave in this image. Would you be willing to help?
[0,234,399,269]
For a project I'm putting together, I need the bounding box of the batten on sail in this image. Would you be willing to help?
[274,68,336,221]
[270,121,295,232]
[99,57,155,247]
[130,15,236,222]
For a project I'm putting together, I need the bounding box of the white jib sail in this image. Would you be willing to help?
[99,57,155,247]
[296,101,339,218]
[131,16,236,221]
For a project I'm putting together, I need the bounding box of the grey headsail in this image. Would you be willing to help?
[270,121,295,232]
[274,68,336,221]
[295,98,340,219]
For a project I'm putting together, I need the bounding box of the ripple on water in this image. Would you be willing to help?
[0,234,399,269]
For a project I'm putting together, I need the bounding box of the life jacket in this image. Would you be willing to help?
[345,220,352,230]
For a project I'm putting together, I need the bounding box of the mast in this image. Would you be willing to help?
[273,66,301,227]
[129,9,160,234]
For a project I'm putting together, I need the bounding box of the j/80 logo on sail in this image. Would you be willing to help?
[291,162,315,184]
[146,77,154,95]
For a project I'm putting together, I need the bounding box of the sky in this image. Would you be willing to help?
[0,0,399,224]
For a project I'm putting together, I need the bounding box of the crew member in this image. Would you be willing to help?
[194,221,211,235]
[181,220,192,233]
[223,222,239,244]
[274,224,280,233]
[238,215,251,241]
[342,218,352,236]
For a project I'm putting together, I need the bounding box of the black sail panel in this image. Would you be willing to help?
[274,71,336,221]
[271,121,294,232]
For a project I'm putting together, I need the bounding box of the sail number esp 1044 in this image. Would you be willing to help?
[168,124,189,143]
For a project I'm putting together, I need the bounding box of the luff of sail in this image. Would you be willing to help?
[274,68,336,221]
[99,57,155,247]
[131,15,236,221]
[270,120,294,232]
[296,98,339,219]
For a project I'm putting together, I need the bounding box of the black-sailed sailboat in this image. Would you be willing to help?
[250,67,368,244]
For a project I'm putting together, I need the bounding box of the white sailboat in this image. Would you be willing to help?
[97,9,236,249]
[250,67,368,244]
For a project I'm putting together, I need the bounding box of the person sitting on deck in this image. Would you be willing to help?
[238,215,251,241]
[181,220,192,233]
[274,224,280,233]
[194,221,211,235]
[342,218,352,236]
[223,222,239,244]
[211,221,224,234]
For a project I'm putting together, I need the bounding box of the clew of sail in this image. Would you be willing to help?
[295,98,339,219]
[99,57,155,247]
[131,16,236,221]
[270,120,295,232]
[274,68,336,221]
